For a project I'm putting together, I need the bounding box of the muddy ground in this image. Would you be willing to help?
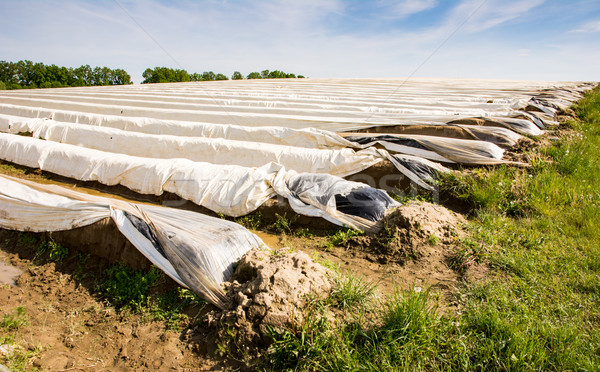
[0,162,486,371]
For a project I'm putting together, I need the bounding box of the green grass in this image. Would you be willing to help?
[270,213,298,234]
[260,85,600,370]
[96,264,207,330]
[0,306,28,332]
[329,273,377,310]
[0,306,40,372]
[36,237,68,262]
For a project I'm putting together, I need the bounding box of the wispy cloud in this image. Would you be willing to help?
[380,0,438,19]
[571,19,600,33]
[446,0,546,34]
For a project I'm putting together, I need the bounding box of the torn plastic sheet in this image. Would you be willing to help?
[0,174,264,308]
[277,172,400,232]
[0,133,401,232]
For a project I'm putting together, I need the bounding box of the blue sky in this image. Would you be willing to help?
[1,0,598,83]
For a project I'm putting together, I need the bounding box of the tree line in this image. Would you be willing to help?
[0,60,132,90]
[0,60,306,89]
[142,67,305,84]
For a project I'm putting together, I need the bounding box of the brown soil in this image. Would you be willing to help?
[343,124,479,140]
[0,229,231,371]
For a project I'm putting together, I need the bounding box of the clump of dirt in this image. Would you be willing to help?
[350,201,465,264]
[208,249,332,347]
[503,137,540,163]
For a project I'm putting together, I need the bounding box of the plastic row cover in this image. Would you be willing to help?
[0,115,448,188]
[0,114,505,172]
[0,133,399,232]
[26,119,505,165]
[0,174,263,308]
[0,79,592,133]
[0,101,536,144]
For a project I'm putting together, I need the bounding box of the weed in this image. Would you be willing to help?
[0,306,28,331]
[270,213,297,234]
[16,233,37,247]
[0,344,41,372]
[328,228,362,247]
[36,237,68,262]
[427,233,440,245]
[234,212,263,230]
[73,252,90,281]
[96,264,161,310]
[310,252,339,272]
[293,227,316,238]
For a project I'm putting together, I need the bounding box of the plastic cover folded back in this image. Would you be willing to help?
[0,174,264,308]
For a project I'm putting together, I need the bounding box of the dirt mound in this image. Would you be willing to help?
[387,201,465,245]
[350,201,465,264]
[208,249,332,346]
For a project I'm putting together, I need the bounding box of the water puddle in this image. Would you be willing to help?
[253,231,283,249]
[0,261,22,286]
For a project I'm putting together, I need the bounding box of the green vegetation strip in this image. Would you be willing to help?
[260,85,600,371]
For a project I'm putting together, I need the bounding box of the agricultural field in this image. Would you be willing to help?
[1,81,599,371]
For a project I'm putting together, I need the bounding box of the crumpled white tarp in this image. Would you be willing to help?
[0,174,264,308]
[0,133,399,232]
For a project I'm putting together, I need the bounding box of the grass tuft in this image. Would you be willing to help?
[330,273,376,310]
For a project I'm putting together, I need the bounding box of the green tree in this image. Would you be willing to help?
[231,71,243,80]
[201,71,216,81]
[73,65,93,86]
[112,69,132,85]
[261,69,270,79]
[247,71,262,79]
[215,73,228,81]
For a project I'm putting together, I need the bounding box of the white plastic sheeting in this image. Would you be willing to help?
[0,117,506,170]
[0,78,593,227]
[0,78,592,133]
[2,118,383,176]
[0,174,263,308]
[0,133,399,232]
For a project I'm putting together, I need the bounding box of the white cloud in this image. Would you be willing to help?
[443,0,546,34]
[382,0,438,19]
[571,19,600,33]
